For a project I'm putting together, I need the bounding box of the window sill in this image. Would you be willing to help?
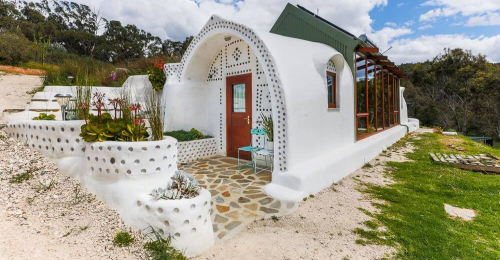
[327,108,340,112]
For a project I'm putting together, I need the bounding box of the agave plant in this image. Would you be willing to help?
[150,170,200,200]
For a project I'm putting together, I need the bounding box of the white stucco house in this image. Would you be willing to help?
[161,4,419,201]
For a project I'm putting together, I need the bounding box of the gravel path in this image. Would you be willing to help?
[0,131,147,260]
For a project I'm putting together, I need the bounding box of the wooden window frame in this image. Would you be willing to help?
[327,71,337,108]
[355,52,400,140]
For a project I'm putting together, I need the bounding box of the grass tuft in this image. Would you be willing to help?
[9,169,36,183]
[113,231,134,247]
[143,227,187,260]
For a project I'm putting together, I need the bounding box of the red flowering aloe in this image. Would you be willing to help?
[92,91,106,127]
[108,98,122,123]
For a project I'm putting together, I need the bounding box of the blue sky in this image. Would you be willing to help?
[34,0,500,63]
[371,0,500,40]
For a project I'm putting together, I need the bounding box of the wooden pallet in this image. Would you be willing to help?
[430,153,500,174]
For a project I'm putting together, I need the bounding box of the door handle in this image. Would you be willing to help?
[245,116,250,125]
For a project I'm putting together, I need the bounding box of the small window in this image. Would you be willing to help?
[327,71,337,108]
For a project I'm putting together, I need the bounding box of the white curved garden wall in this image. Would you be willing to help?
[136,189,214,257]
[4,120,85,160]
[85,138,178,178]
[177,138,218,163]
[5,121,214,257]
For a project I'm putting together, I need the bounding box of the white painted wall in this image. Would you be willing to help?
[162,15,413,201]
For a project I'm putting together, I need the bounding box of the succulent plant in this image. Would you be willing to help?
[149,170,200,200]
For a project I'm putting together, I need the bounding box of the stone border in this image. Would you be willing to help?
[177,138,217,163]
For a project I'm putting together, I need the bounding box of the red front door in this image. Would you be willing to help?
[226,74,252,160]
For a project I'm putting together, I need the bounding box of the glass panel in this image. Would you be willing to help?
[376,69,383,130]
[358,117,368,136]
[388,75,393,126]
[384,72,390,128]
[356,55,367,113]
[327,74,334,105]
[233,83,245,113]
[368,65,375,132]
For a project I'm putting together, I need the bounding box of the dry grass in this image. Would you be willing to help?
[0,65,46,76]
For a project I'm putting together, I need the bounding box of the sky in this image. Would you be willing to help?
[30,0,500,64]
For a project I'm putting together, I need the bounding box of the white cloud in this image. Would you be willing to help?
[404,20,415,27]
[385,34,500,64]
[384,22,398,28]
[466,12,500,26]
[24,0,387,41]
[397,3,404,8]
[418,24,433,30]
[369,27,413,48]
[420,0,500,24]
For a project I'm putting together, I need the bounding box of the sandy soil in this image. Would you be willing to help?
[0,72,43,123]
[195,137,418,260]
[0,131,147,260]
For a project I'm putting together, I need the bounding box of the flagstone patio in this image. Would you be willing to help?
[179,156,298,242]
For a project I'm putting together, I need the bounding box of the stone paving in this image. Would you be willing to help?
[179,156,298,242]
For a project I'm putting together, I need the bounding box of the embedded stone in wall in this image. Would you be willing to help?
[177,138,218,163]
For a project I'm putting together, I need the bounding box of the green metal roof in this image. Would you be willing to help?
[270,3,360,74]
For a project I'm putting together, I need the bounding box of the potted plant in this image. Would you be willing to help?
[79,90,177,179]
[260,112,274,151]
[137,170,214,257]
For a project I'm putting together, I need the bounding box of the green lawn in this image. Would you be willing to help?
[357,133,500,259]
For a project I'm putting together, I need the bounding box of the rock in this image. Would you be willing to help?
[216,205,230,213]
[224,221,242,230]
[444,203,476,221]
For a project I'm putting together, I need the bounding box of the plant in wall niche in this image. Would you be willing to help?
[260,112,274,151]
[33,113,56,120]
[150,170,200,200]
[148,59,166,91]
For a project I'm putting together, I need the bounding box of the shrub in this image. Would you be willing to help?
[148,66,166,91]
[163,128,212,142]
[0,30,34,64]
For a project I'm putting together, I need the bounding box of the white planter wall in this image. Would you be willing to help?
[136,189,214,257]
[4,120,85,160]
[85,137,178,178]
[5,121,215,257]
[176,138,217,163]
